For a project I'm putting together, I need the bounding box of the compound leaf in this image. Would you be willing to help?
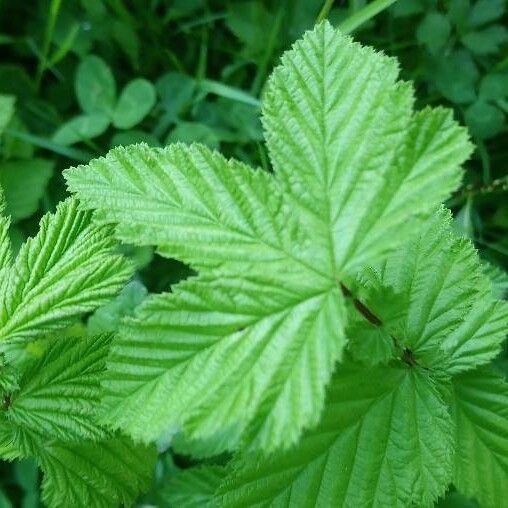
[65,23,473,455]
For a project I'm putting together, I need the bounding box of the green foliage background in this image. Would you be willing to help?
[0,0,506,506]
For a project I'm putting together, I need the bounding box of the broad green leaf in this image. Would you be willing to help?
[75,55,116,115]
[452,368,508,508]
[4,335,112,442]
[65,23,473,453]
[0,159,54,221]
[349,209,508,373]
[159,466,225,508]
[103,271,344,451]
[112,78,156,129]
[0,198,132,343]
[263,22,471,273]
[218,361,453,507]
[65,143,319,273]
[52,112,110,146]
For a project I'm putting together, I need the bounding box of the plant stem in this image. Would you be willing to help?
[35,0,63,90]
[316,0,335,24]
[339,0,398,34]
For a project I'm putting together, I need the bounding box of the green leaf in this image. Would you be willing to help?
[0,159,54,221]
[65,22,472,453]
[0,198,132,343]
[65,143,312,272]
[75,55,116,115]
[103,271,345,451]
[52,112,110,146]
[452,367,508,508]
[429,50,478,104]
[416,12,451,54]
[462,25,508,55]
[159,466,225,508]
[38,437,155,508]
[465,100,505,139]
[225,1,274,59]
[263,22,471,274]
[112,78,156,129]
[350,209,508,373]
[4,335,112,442]
[468,0,505,26]
[0,418,155,508]
[218,361,454,507]
[38,438,155,508]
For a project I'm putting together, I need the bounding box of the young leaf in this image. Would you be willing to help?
[0,198,132,343]
[451,367,508,508]
[112,78,156,129]
[217,361,453,507]
[348,208,508,373]
[65,23,471,452]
